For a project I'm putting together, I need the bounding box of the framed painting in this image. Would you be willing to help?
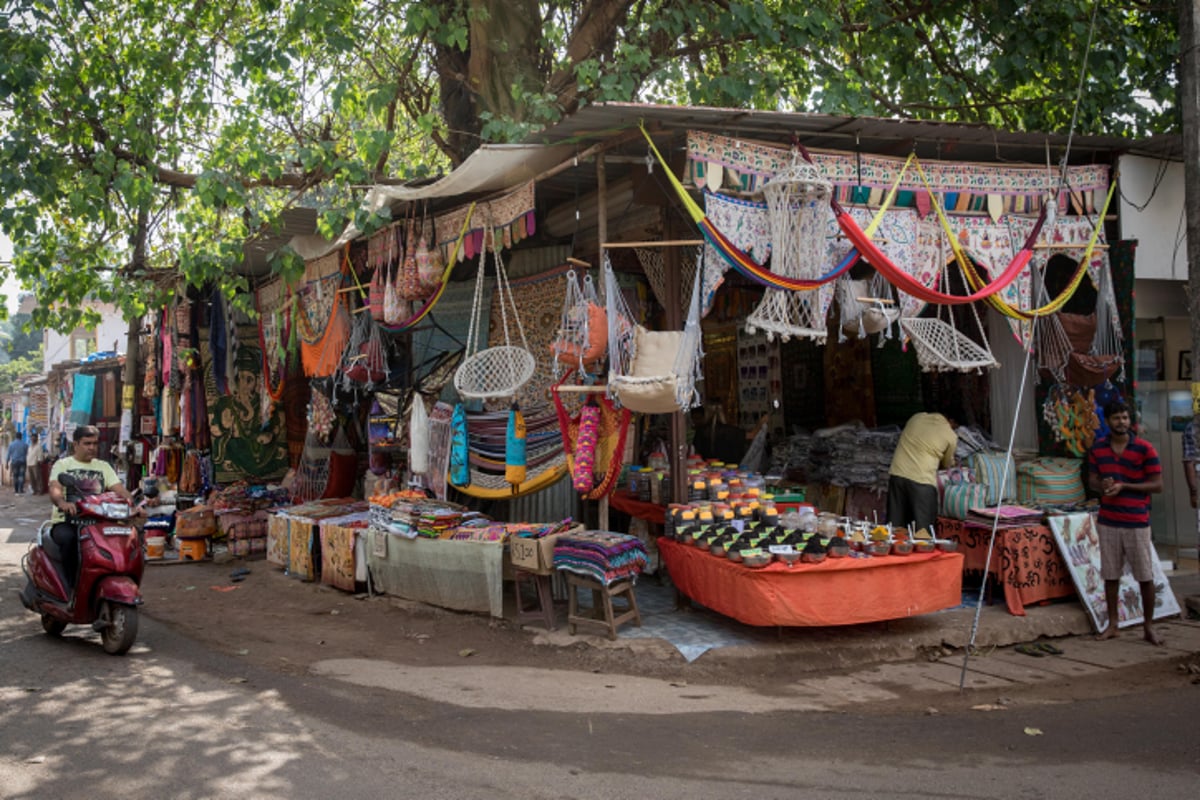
[1180,350,1192,381]
[1047,512,1180,632]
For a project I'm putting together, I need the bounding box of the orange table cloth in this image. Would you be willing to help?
[657,537,963,627]
[609,490,666,526]
[937,517,1075,617]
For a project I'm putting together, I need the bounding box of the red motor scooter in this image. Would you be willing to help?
[18,490,145,655]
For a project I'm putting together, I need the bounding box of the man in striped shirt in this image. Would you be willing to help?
[1087,400,1164,646]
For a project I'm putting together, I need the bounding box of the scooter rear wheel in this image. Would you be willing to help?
[41,614,67,637]
[100,602,138,655]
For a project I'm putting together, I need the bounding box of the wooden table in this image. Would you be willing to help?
[936,516,1075,616]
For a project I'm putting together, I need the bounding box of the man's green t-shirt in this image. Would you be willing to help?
[50,456,121,522]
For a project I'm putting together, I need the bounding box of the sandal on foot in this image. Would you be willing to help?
[1015,644,1044,658]
[1035,642,1064,655]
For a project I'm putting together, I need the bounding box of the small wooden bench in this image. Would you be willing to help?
[513,568,556,630]
[564,574,641,640]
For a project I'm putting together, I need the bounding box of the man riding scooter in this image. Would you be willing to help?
[48,426,139,595]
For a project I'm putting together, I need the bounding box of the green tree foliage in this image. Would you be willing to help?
[0,350,43,393]
[2,313,41,361]
[0,0,1178,332]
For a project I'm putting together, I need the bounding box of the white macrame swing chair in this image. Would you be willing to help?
[837,272,902,345]
[744,154,834,343]
[453,218,536,401]
[899,241,999,373]
[605,253,704,414]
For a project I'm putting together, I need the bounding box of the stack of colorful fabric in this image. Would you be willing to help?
[553,531,648,586]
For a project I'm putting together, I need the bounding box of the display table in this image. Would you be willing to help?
[366,530,505,618]
[658,537,963,627]
[608,490,666,526]
[936,516,1074,617]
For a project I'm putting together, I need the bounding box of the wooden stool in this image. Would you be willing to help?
[565,574,641,640]
[513,569,556,630]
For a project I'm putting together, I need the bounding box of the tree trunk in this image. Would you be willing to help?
[1181,0,1200,425]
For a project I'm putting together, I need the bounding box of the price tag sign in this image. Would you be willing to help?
[768,545,795,555]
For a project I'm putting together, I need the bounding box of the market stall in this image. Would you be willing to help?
[937,516,1075,616]
[659,537,963,627]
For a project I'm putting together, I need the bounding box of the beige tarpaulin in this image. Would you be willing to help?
[289,143,575,261]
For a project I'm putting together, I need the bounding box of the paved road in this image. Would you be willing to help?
[2,496,1199,798]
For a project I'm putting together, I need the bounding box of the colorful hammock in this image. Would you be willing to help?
[640,124,862,291]
[552,372,633,501]
[958,178,1117,321]
[831,156,1049,306]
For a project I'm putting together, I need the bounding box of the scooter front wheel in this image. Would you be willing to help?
[41,614,67,637]
[100,602,138,655]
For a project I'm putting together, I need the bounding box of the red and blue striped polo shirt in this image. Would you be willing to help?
[1087,435,1161,528]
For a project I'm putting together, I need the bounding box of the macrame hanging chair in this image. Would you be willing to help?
[454,216,535,401]
[1036,260,1125,387]
[605,254,704,414]
[744,154,834,343]
[634,245,701,318]
[550,269,607,378]
[899,241,999,373]
[837,273,902,343]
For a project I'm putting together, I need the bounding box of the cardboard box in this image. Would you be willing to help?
[509,533,562,575]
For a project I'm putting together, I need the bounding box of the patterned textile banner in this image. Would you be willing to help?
[686,130,1110,214]
[204,325,290,485]
[434,181,535,263]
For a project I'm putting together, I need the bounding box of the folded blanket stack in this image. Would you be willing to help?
[553,530,648,586]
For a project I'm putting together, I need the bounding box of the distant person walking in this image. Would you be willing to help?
[27,433,45,495]
[1183,419,1199,569]
[6,435,29,494]
[1087,400,1164,645]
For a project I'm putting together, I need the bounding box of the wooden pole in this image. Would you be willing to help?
[663,209,689,508]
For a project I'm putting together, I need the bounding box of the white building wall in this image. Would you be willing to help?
[1118,154,1187,280]
[42,303,127,372]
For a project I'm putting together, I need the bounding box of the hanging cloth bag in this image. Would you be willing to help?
[416,216,443,294]
[400,212,423,300]
[572,402,600,493]
[409,394,430,475]
[505,401,527,488]
[450,403,470,487]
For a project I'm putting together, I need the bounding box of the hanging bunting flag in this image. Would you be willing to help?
[505,401,527,489]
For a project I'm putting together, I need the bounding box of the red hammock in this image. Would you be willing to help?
[552,373,632,501]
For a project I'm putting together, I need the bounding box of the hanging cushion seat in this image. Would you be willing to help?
[610,327,685,414]
[551,302,608,366]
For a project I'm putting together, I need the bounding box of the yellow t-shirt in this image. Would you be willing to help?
[889,413,958,486]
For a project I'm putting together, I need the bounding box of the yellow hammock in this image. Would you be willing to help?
[449,462,568,500]
[917,157,1118,322]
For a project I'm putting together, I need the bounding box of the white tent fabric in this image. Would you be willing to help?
[289,143,575,260]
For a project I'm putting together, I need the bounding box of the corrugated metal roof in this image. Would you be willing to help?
[522,101,1174,163]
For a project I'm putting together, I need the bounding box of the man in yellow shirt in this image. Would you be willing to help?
[887,407,960,532]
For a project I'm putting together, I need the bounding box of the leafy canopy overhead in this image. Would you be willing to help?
[0,0,1177,332]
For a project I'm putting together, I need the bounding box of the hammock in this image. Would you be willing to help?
[454,213,535,401]
[832,157,1050,305]
[552,372,633,500]
[743,154,834,342]
[605,253,704,414]
[640,123,861,292]
[899,236,999,373]
[960,179,1117,321]
[449,406,569,499]
[1036,261,1124,387]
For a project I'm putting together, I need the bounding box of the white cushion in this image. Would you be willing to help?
[630,327,683,378]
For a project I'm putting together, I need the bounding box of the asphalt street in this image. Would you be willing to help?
[2,494,1199,799]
